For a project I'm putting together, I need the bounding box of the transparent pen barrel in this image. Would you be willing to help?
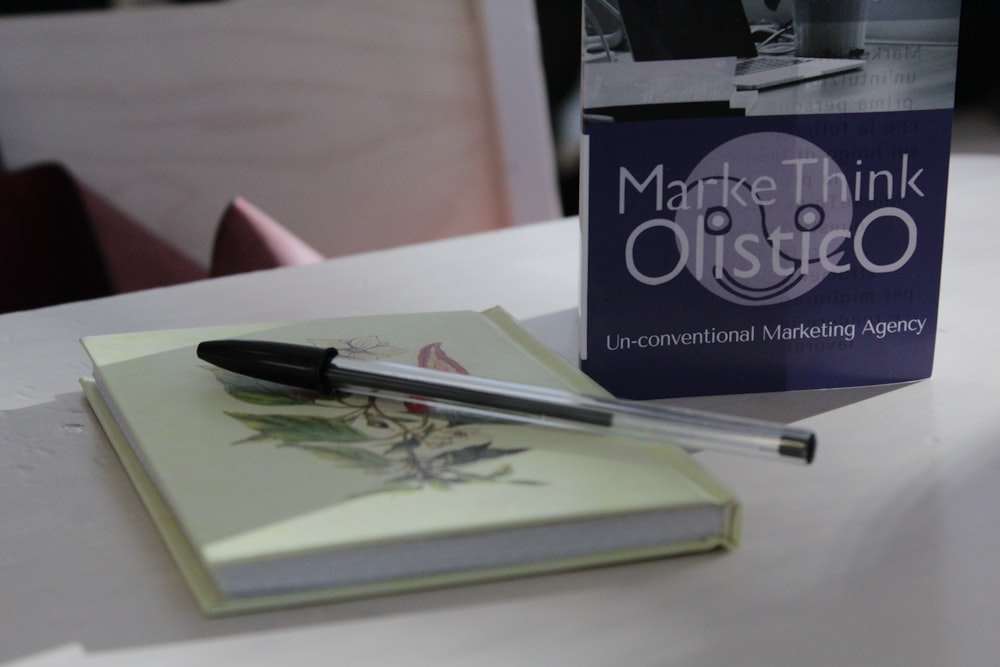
[605,410,814,462]
[329,357,815,463]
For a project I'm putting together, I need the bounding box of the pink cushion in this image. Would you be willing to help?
[209,197,323,278]
[82,186,206,293]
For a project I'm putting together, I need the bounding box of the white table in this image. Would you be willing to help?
[2,154,999,666]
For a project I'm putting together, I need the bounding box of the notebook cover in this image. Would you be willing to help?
[81,308,739,615]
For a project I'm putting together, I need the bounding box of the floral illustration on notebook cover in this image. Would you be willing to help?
[205,338,539,495]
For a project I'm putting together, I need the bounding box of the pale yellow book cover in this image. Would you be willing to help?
[81,308,739,615]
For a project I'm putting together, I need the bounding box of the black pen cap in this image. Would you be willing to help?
[196,339,338,393]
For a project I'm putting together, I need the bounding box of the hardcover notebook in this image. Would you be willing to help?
[581,0,961,398]
[80,308,740,615]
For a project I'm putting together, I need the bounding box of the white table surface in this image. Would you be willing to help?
[2,154,999,666]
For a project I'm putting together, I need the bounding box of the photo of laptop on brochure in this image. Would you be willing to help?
[615,0,865,90]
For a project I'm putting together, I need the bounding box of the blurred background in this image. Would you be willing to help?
[2,0,997,223]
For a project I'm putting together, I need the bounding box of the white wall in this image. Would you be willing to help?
[0,1,558,266]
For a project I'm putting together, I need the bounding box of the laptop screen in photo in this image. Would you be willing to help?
[616,0,759,61]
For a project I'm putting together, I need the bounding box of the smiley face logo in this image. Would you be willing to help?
[673,132,853,306]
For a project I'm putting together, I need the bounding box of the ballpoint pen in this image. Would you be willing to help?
[197,339,816,464]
